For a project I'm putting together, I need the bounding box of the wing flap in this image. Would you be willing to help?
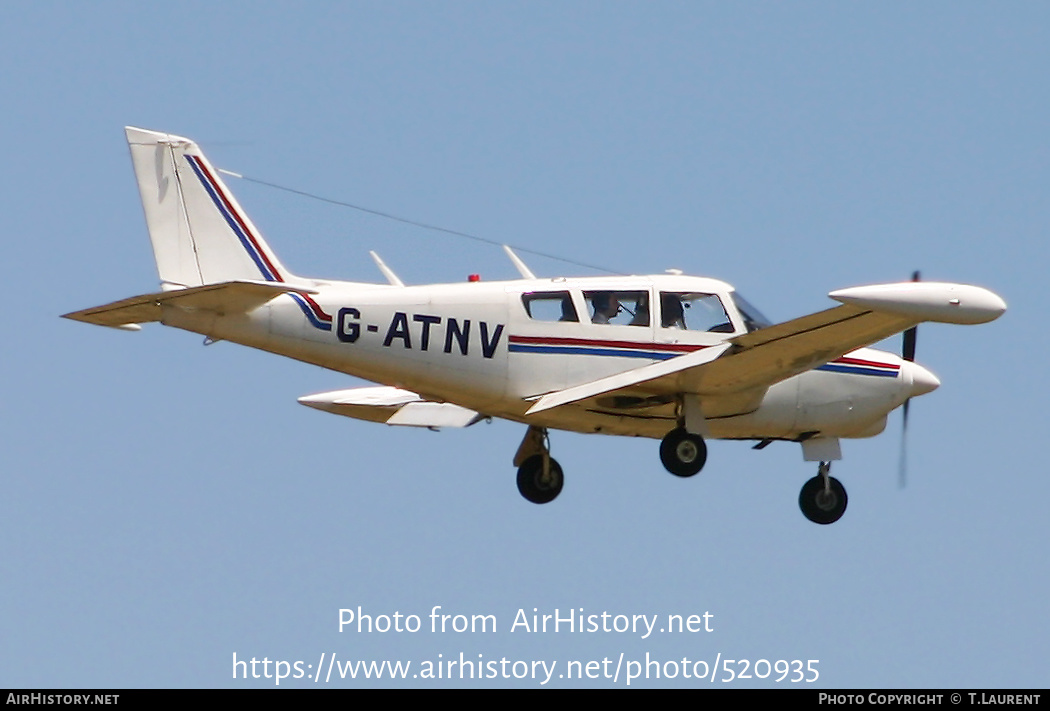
[62,280,318,329]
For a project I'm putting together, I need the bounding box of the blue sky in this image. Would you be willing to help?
[3,2,1047,688]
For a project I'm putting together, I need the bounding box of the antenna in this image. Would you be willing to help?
[369,251,405,287]
[503,245,537,279]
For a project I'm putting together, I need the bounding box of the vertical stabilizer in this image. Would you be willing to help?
[125,127,296,289]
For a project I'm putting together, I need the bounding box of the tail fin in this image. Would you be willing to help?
[125,127,297,289]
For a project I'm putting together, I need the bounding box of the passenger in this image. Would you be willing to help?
[559,296,577,322]
[629,293,650,326]
[591,293,620,324]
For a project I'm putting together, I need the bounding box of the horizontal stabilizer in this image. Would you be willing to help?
[62,280,318,329]
[298,386,482,428]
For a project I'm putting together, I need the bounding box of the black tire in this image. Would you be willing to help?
[798,475,848,524]
[516,455,564,504]
[659,427,707,477]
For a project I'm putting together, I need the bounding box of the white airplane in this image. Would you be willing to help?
[65,128,1007,524]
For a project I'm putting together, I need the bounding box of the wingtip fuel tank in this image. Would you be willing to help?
[829,282,1006,325]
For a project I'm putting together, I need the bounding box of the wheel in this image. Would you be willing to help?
[516,455,564,504]
[798,475,848,524]
[659,427,707,477]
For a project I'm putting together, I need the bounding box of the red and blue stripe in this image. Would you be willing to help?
[817,356,900,378]
[184,154,333,331]
[511,336,901,378]
[509,335,706,361]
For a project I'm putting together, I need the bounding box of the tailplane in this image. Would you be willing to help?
[126,127,297,289]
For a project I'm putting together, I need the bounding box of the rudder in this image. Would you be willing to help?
[125,127,296,289]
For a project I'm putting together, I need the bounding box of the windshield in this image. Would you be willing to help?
[730,292,773,333]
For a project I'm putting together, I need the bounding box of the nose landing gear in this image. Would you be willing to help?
[799,461,848,524]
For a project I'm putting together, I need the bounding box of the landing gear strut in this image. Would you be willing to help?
[514,426,563,504]
[798,462,848,524]
[659,427,707,477]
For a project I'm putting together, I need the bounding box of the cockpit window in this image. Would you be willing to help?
[584,291,649,326]
[659,292,734,332]
[730,292,773,333]
[521,291,578,322]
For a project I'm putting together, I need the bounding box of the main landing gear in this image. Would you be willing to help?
[510,424,849,524]
[798,462,848,525]
[659,427,708,477]
[514,425,564,504]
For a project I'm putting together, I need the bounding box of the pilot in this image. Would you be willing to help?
[661,293,686,328]
[591,292,620,324]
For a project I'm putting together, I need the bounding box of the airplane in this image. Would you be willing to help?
[64,127,1007,524]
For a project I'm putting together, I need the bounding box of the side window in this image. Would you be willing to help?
[660,292,734,332]
[584,291,649,326]
[521,291,578,322]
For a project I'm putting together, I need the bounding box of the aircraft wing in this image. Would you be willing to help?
[526,281,1006,415]
[298,386,483,428]
[526,306,915,415]
[706,280,1007,394]
[62,281,318,329]
[694,304,918,394]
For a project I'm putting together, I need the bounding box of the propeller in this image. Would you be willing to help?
[898,270,921,488]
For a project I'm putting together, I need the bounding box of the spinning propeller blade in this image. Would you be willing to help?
[898,270,921,488]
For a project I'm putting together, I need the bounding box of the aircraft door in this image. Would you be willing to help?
[508,289,588,396]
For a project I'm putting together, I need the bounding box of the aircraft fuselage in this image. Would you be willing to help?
[162,272,920,442]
